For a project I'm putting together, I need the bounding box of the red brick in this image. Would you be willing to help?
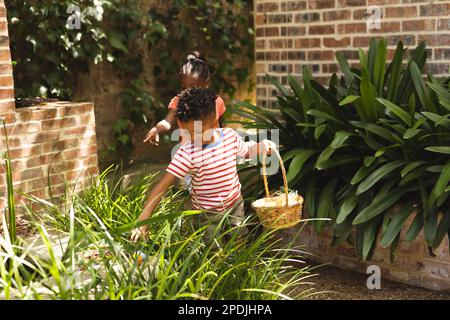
[80,113,95,125]
[280,26,306,36]
[386,6,417,18]
[43,138,80,153]
[295,12,320,23]
[323,10,351,21]
[255,14,266,25]
[15,168,44,181]
[26,153,63,168]
[0,100,14,113]
[388,34,416,46]
[47,172,65,185]
[0,88,14,99]
[22,132,60,144]
[322,64,340,73]
[425,63,450,75]
[83,155,98,167]
[15,109,58,122]
[261,27,279,37]
[57,103,94,117]
[281,1,307,11]
[353,8,367,20]
[267,14,292,24]
[369,22,401,34]
[307,50,335,61]
[419,34,450,46]
[6,122,41,135]
[437,19,450,31]
[27,178,49,191]
[263,2,279,12]
[309,25,335,35]
[63,146,97,160]
[295,38,321,48]
[63,126,96,137]
[308,0,335,9]
[0,75,13,87]
[269,39,292,49]
[41,117,78,130]
[353,36,383,47]
[420,3,450,17]
[255,39,265,50]
[281,51,306,61]
[324,37,351,47]
[49,160,82,174]
[265,52,280,60]
[337,23,366,34]
[369,0,398,4]
[338,0,367,7]
[0,49,10,61]
[9,145,42,159]
[403,19,436,32]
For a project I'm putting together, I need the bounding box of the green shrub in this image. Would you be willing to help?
[233,39,450,261]
[0,168,316,300]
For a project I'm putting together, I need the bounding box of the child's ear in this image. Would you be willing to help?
[213,117,219,127]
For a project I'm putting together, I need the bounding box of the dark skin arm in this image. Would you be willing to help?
[143,109,177,146]
[130,172,178,242]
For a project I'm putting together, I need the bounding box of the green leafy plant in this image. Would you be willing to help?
[0,167,317,300]
[1,119,16,245]
[232,39,450,261]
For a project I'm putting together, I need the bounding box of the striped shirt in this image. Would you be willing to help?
[166,128,248,212]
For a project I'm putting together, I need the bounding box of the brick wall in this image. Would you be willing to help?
[255,0,450,108]
[0,0,99,213]
[0,0,14,113]
[255,0,450,290]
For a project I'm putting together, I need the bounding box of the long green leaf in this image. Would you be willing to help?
[286,149,318,182]
[353,187,410,225]
[380,201,415,248]
[357,161,406,195]
[428,160,450,207]
[377,98,412,127]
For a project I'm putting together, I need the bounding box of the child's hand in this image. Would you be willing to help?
[143,127,160,146]
[260,139,277,156]
[130,225,149,243]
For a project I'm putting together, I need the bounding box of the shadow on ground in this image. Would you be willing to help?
[303,260,450,300]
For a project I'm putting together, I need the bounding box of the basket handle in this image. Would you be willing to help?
[261,147,289,207]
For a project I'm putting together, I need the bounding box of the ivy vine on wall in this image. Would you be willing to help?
[6,0,254,158]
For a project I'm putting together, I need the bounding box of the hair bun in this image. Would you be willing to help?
[187,51,202,61]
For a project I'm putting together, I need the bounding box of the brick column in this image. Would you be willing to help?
[0,0,14,114]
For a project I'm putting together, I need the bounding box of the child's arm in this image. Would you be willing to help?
[143,109,177,146]
[130,172,178,242]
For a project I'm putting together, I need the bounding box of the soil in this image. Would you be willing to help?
[15,97,59,108]
[0,216,35,237]
[302,260,450,300]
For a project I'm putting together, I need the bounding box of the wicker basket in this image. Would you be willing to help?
[251,149,304,229]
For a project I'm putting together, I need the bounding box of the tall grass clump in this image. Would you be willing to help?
[0,167,317,300]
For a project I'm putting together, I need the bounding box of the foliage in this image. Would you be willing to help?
[6,0,254,155]
[232,39,450,261]
[0,168,316,300]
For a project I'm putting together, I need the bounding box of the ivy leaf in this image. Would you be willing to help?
[108,34,129,53]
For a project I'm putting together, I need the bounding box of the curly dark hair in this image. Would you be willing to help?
[176,88,217,122]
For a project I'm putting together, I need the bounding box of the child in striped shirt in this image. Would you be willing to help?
[131,88,276,242]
